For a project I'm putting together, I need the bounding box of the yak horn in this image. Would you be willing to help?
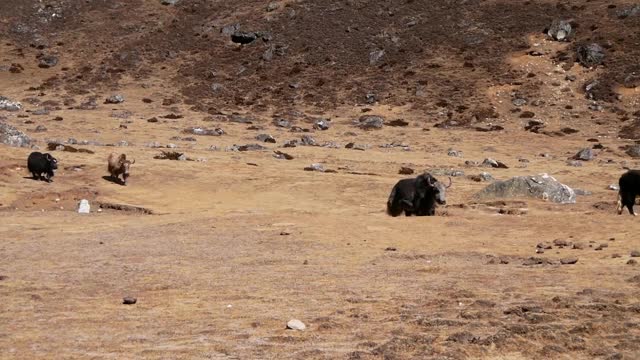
[446,177,452,188]
[131,159,136,165]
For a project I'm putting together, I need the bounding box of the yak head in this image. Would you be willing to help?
[425,174,452,205]
[117,154,135,184]
[45,153,58,171]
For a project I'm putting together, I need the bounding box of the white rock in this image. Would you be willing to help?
[286,319,306,330]
[78,199,90,214]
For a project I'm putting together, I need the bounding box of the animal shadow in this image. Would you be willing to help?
[102,175,125,186]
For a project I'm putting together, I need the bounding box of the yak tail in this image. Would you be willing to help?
[386,184,403,217]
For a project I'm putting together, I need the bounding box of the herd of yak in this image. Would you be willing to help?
[24,151,640,216]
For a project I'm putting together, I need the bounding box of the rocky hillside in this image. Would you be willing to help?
[2,0,639,125]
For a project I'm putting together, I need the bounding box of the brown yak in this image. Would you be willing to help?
[107,153,135,185]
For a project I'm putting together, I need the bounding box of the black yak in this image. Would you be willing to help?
[27,152,58,182]
[618,170,640,216]
[387,172,451,217]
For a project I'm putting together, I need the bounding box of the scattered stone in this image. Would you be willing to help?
[537,242,553,250]
[595,243,608,251]
[231,31,257,45]
[365,93,377,104]
[523,257,551,266]
[356,115,384,130]
[162,113,183,119]
[105,95,125,104]
[185,127,225,136]
[34,125,47,133]
[572,148,594,161]
[519,111,535,118]
[617,4,640,19]
[313,119,330,130]
[576,43,605,68]
[300,135,316,146]
[387,119,409,127]
[608,184,619,191]
[474,173,576,204]
[547,20,572,41]
[446,331,478,344]
[286,319,306,330]
[283,139,298,148]
[266,2,279,12]
[32,108,49,116]
[0,122,31,147]
[147,117,158,123]
[560,257,578,265]
[448,149,462,157]
[469,172,493,182]
[482,158,508,169]
[78,199,90,214]
[154,151,186,160]
[256,134,276,143]
[37,54,58,68]
[626,145,640,158]
[385,247,397,252]
[630,250,640,258]
[399,167,414,175]
[345,142,368,151]
[122,296,137,304]
[304,163,325,172]
[235,144,266,152]
[512,98,527,107]
[221,23,240,35]
[566,160,583,167]
[0,96,22,111]
[369,49,385,65]
[574,189,592,196]
[273,150,294,160]
[628,259,638,265]
[274,118,291,128]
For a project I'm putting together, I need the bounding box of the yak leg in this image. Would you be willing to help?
[623,194,637,216]
[617,194,623,215]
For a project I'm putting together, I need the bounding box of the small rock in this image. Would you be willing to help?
[313,119,330,130]
[256,134,276,143]
[78,199,90,214]
[356,115,384,130]
[369,49,385,65]
[572,148,594,161]
[482,158,508,169]
[273,150,294,160]
[576,43,605,68]
[560,257,578,265]
[608,184,620,191]
[274,118,291,128]
[304,163,325,172]
[123,296,137,304]
[399,167,414,175]
[447,149,462,157]
[231,31,257,45]
[512,98,527,107]
[105,95,125,104]
[34,125,47,133]
[630,250,640,257]
[286,319,306,330]
[38,55,58,68]
[547,20,572,41]
[628,259,638,265]
[625,145,640,158]
[300,135,316,146]
[266,2,279,12]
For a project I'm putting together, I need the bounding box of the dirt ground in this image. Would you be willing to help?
[2,1,640,359]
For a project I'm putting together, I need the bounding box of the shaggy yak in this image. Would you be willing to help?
[27,152,58,182]
[387,172,451,216]
[108,153,135,185]
[618,170,640,216]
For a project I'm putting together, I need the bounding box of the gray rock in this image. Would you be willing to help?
[345,143,368,151]
[266,2,279,11]
[447,149,462,157]
[474,173,576,204]
[369,49,385,65]
[301,135,316,146]
[122,296,137,305]
[274,118,291,128]
[34,125,47,132]
[160,0,179,5]
[0,122,31,147]
[630,250,640,258]
[477,172,494,181]
[617,5,640,19]
[38,55,58,68]
[32,108,49,115]
[256,134,276,143]
[566,160,583,167]
[210,83,224,92]
[78,199,90,214]
[560,257,578,265]
[572,148,594,161]
[547,20,572,41]
[608,184,620,191]
[166,143,177,149]
[356,115,384,130]
[186,127,225,136]
[512,98,527,107]
[365,93,377,104]
[626,145,640,158]
[0,96,22,111]
[177,154,187,161]
[313,119,330,130]
[574,189,592,196]
[286,319,306,330]
[105,95,125,104]
[303,163,326,172]
[576,43,605,68]
[262,46,274,61]
[482,158,508,168]
[221,23,240,35]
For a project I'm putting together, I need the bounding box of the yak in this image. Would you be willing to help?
[107,153,135,185]
[387,172,451,217]
[27,152,58,182]
[617,170,640,216]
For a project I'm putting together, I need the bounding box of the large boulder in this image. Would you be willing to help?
[547,20,572,41]
[0,122,31,147]
[474,173,576,204]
